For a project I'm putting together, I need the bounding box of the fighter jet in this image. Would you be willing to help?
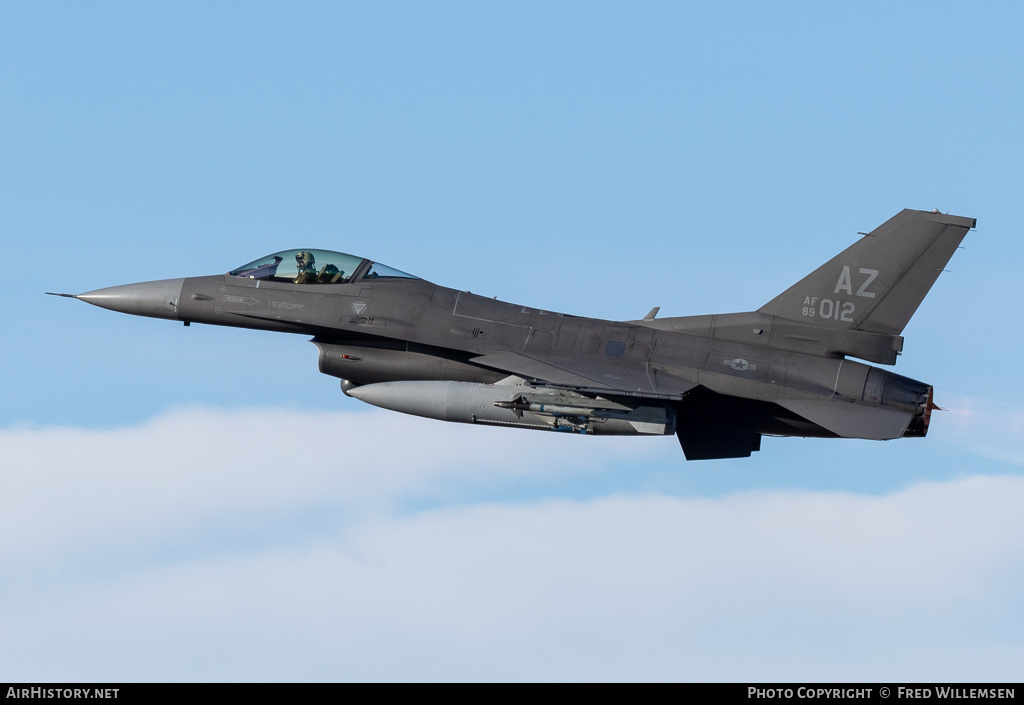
[51,209,975,460]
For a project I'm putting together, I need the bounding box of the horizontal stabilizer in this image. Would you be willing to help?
[776,398,913,440]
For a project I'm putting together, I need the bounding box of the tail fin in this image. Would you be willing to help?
[759,209,975,335]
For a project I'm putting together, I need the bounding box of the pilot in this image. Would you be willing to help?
[294,251,317,284]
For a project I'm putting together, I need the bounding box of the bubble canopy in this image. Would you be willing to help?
[228,249,418,285]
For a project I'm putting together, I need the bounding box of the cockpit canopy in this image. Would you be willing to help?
[228,249,418,285]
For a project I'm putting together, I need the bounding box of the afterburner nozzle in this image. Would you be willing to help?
[73,279,185,320]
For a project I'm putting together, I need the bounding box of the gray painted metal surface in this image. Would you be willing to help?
[54,209,975,460]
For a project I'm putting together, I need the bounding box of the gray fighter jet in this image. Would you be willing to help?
[51,209,975,460]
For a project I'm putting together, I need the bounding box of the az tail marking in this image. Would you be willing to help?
[834,266,878,298]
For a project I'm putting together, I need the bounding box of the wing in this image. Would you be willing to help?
[470,350,698,399]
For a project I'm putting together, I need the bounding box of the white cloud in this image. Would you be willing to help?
[0,406,663,561]
[2,408,1023,681]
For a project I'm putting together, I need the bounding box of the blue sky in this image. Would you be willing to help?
[2,2,1023,681]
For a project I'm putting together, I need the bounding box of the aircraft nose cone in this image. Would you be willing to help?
[76,278,185,320]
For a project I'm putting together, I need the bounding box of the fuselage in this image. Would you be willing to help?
[62,209,975,459]
[155,271,932,441]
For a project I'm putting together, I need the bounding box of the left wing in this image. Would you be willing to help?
[470,350,698,399]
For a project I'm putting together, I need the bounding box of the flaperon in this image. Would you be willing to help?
[52,209,975,460]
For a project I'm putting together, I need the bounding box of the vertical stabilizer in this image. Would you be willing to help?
[758,209,975,335]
